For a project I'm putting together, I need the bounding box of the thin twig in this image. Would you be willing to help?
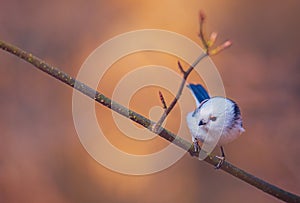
[0,40,299,203]
[177,61,185,74]
[153,11,232,134]
[158,91,168,110]
[153,53,207,133]
[198,10,209,51]
[153,11,212,133]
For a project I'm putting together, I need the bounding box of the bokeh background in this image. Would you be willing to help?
[0,0,299,202]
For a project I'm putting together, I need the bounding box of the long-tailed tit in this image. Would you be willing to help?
[186,84,245,168]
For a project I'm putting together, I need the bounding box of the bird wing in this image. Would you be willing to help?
[187,84,210,107]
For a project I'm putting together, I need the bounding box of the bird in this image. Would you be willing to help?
[186,83,245,169]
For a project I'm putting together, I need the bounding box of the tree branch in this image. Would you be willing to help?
[154,53,207,133]
[158,91,168,110]
[153,10,231,133]
[1,40,299,203]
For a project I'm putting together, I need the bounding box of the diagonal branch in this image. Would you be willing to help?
[198,10,209,51]
[154,10,231,133]
[154,53,207,133]
[1,40,299,203]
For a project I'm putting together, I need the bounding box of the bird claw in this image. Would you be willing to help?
[215,156,225,169]
[193,140,200,152]
[189,140,200,156]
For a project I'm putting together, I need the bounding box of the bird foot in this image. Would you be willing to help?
[193,140,200,152]
[215,156,225,169]
[189,140,200,156]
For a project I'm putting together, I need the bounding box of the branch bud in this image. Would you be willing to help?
[210,40,232,55]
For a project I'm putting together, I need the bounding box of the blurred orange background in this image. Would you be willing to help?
[0,0,299,202]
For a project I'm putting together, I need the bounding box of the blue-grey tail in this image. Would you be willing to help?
[187,84,210,105]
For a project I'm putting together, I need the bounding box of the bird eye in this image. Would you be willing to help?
[210,116,217,121]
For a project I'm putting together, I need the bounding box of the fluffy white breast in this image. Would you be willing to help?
[186,97,244,146]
